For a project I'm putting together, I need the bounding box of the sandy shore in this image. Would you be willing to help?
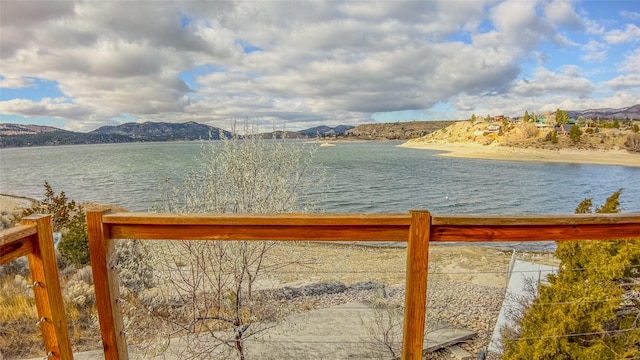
[399,141,640,167]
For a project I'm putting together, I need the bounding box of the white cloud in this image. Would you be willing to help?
[0,76,35,89]
[581,40,608,63]
[604,74,640,90]
[604,24,640,44]
[511,66,594,97]
[620,49,640,74]
[544,0,583,30]
[620,10,640,21]
[0,0,637,132]
[0,97,92,119]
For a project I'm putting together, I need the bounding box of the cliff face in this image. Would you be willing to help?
[343,120,456,140]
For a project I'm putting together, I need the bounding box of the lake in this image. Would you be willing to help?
[1,141,639,251]
[1,141,638,214]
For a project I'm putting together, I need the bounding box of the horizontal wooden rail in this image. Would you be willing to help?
[101,212,640,242]
[431,214,640,242]
[102,213,411,241]
[0,216,73,360]
[88,211,640,360]
[1,224,36,264]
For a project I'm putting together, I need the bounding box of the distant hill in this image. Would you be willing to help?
[0,128,135,147]
[0,121,231,148]
[0,123,61,135]
[298,125,354,137]
[343,120,456,140]
[91,121,232,141]
[566,104,640,120]
[259,131,306,139]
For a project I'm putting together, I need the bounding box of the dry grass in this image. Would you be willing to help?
[0,276,42,358]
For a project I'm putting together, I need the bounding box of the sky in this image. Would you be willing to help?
[0,0,639,132]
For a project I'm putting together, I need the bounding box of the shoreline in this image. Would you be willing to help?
[399,141,640,167]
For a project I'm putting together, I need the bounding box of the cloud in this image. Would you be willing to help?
[620,10,640,21]
[0,76,35,89]
[0,0,637,132]
[619,49,640,74]
[581,40,608,63]
[544,0,584,30]
[0,97,92,119]
[604,74,640,90]
[511,66,594,97]
[604,24,640,44]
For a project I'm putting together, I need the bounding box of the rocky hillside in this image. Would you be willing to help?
[91,121,231,141]
[342,120,456,140]
[407,119,640,152]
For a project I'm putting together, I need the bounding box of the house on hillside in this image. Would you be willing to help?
[556,124,574,136]
[487,124,501,133]
[534,118,552,130]
[492,115,505,122]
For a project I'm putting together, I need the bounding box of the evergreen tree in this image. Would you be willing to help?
[524,111,530,123]
[470,114,477,123]
[555,109,570,125]
[503,190,640,359]
[569,125,583,143]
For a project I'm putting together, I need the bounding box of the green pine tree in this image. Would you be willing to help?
[569,125,583,143]
[503,190,640,359]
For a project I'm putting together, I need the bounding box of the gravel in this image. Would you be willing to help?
[261,279,506,358]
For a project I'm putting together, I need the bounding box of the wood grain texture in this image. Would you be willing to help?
[402,211,431,360]
[430,223,640,242]
[23,215,73,360]
[0,236,33,265]
[87,210,128,360]
[108,224,410,241]
[0,224,37,247]
[102,212,411,225]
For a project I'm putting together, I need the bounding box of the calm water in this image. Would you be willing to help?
[1,141,639,215]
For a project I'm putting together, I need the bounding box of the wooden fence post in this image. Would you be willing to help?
[401,210,431,360]
[23,215,74,360]
[87,210,128,360]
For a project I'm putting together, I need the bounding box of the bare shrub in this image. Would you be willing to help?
[521,122,538,138]
[145,123,324,359]
[625,133,640,152]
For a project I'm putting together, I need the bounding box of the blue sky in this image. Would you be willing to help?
[1,0,638,132]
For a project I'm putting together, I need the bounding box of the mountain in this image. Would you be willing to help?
[91,121,231,141]
[0,121,232,148]
[298,125,354,137]
[566,104,640,120]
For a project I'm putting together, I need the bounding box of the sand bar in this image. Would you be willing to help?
[399,141,640,167]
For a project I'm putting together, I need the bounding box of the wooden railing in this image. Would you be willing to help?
[0,215,73,360]
[86,210,640,360]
